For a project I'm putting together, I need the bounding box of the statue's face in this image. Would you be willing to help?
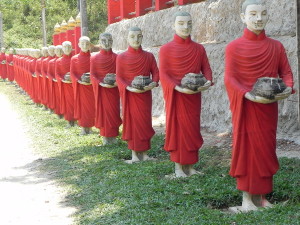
[241,4,268,33]
[174,15,192,39]
[99,35,113,50]
[9,48,14,54]
[1,48,5,53]
[79,39,91,52]
[33,50,41,58]
[42,48,49,57]
[62,44,72,55]
[55,48,63,57]
[127,31,143,49]
[48,47,55,57]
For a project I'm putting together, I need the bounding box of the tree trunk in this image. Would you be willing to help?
[0,12,3,48]
[80,0,88,36]
[41,0,47,47]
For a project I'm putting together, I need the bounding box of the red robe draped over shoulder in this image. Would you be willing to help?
[90,49,122,137]
[6,54,14,82]
[55,54,75,122]
[116,46,159,151]
[0,53,7,79]
[224,29,294,194]
[70,51,95,127]
[159,35,213,165]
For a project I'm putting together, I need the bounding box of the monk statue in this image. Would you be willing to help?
[90,33,122,145]
[159,12,213,178]
[56,41,76,128]
[70,36,95,135]
[224,0,294,212]
[46,45,56,113]
[7,48,15,83]
[116,27,159,163]
[35,48,45,106]
[0,47,7,81]
[40,47,50,110]
[30,49,41,105]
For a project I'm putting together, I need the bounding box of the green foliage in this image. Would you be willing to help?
[1,81,299,225]
[0,0,107,48]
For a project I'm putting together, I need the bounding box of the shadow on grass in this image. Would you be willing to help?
[25,137,300,224]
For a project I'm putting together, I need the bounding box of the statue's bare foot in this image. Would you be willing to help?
[80,127,91,135]
[252,195,273,208]
[175,170,188,178]
[124,151,141,164]
[102,137,118,146]
[142,153,156,161]
[261,199,273,208]
[124,158,140,164]
[188,167,204,176]
[241,201,258,212]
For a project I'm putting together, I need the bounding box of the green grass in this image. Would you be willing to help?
[1,81,299,225]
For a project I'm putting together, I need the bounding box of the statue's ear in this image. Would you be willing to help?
[240,13,246,23]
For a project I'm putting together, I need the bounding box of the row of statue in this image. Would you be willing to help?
[0,0,294,213]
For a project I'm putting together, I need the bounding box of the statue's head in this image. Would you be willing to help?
[173,11,192,39]
[127,27,143,50]
[48,45,56,57]
[99,33,113,50]
[78,36,91,53]
[8,48,14,54]
[33,49,41,58]
[24,48,29,56]
[1,47,5,53]
[55,45,63,57]
[41,47,49,57]
[241,0,268,34]
[62,41,72,56]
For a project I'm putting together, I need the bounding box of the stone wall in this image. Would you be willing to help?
[105,0,300,143]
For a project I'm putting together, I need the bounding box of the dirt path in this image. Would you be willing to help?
[0,93,76,225]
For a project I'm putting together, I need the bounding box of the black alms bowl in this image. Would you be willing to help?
[131,75,152,90]
[181,73,207,91]
[250,77,286,99]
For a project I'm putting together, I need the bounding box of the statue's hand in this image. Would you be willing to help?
[175,85,199,94]
[245,92,277,104]
[143,82,157,91]
[274,87,292,101]
[197,80,212,92]
[62,79,72,84]
[78,80,91,85]
[126,86,146,93]
[99,82,117,88]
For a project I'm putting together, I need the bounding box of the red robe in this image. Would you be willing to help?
[41,56,54,107]
[70,51,95,127]
[90,49,122,137]
[159,35,213,165]
[47,57,61,114]
[35,57,44,104]
[55,54,75,122]
[29,57,39,103]
[0,53,7,79]
[6,54,14,82]
[116,46,159,151]
[224,29,294,194]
